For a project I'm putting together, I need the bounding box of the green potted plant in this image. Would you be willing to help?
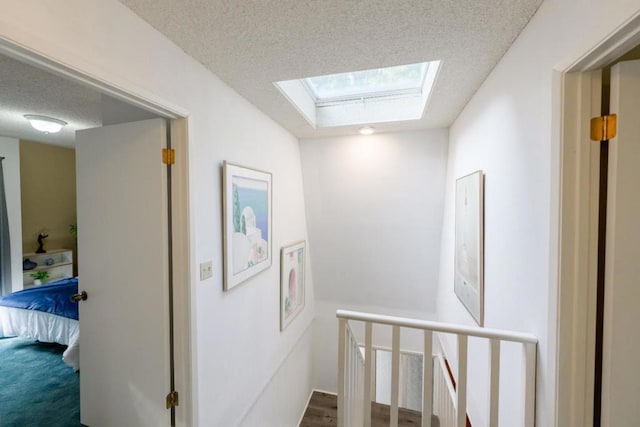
[30,270,50,285]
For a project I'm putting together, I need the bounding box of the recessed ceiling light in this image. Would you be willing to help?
[359,126,375,135]
[24,114,67,134]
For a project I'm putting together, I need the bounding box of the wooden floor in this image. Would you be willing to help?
[299,391,439,427]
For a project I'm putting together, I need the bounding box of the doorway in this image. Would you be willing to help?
[557,14,640,427]
[0,48,191,427]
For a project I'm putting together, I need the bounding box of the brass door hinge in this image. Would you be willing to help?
[166,390,179,409]
[162,148,176,165]
[590,114,617,141]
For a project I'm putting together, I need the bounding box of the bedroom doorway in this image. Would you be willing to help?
[0,48,191,427]
[557,14,640,427]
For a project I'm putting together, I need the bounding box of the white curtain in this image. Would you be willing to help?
[0,157,11,296]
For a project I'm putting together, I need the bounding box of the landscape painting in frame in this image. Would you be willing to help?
[454,170,484,326]
[223,161,272,291]
[280,241,305,331]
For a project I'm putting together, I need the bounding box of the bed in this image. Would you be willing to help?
[0,277,79,370]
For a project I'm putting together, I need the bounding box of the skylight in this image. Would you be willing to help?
[303,62,429,103]
[274,61,440,129]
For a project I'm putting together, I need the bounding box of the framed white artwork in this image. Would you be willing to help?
[280,240,306,330]
[454,170,484,326]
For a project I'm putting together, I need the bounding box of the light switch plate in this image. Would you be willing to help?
[200,261,213,281]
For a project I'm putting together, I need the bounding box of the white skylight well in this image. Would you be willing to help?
[303,62,429,104]
[274,61,440,129]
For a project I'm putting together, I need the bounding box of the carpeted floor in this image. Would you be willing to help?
[0,337,80,427]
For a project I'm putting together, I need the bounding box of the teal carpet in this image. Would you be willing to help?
[0,337,80,427]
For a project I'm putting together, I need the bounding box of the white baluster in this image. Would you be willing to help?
[364,322,373,427]
[456,335,468,427]
[523,342,536,427]
[391,325,400,427]
[338,318,346,427]
[422,330,433,427]
[488,339,501,427]
[335,310,538,427]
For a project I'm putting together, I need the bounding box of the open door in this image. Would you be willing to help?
[76,118,171,426]
[600,60,640,426]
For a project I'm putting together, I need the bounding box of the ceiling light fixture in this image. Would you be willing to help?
[359,126,375,136]
[24,114,67,134]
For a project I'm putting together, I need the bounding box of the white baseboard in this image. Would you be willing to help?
[311,388,337,396]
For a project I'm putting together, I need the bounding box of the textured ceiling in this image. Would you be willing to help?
[0,55,157,147]
[119,0,543,138]
[0,55,101,147]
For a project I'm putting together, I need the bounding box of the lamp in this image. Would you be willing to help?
[24,115,67,134]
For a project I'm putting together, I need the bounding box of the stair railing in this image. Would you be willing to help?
[336,310,538,427]
[337,319,365,427]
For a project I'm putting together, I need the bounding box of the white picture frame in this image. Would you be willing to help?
[454,170,484,326]
[222,161,272,291]
[280,240,306,331]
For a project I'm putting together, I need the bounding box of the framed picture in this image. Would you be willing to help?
[454,170,484,326]
[280,240,306,330]
[222,161,272,291]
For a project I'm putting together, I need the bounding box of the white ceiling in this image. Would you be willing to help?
[119,0,543,138]
[0,55,158,147]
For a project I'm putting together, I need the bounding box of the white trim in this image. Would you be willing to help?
[0,36,187,119]
[564,14,640,72]
[555,69,601,427]
[310,388,338,396]
[555,9,640,427]
[170,118,194,427]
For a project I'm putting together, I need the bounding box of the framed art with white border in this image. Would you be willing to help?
[280,240,306,330]
[454,170,484,325]
[222,161,272,291]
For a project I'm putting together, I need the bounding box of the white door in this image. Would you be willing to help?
[601,60,640,426]
[76,118,171,426]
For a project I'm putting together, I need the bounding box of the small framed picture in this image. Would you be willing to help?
[454,170,484,326]
[222,161,272,291]
[280,240,306,330]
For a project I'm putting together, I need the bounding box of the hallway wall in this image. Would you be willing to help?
[436,1,640,426]
[0,3,314,426]
[300,129,448,392]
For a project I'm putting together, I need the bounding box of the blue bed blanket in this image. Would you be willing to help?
[0,277,79,320]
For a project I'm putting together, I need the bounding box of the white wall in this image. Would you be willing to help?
[436,1,640,427]
[239,323,314,427]
[0,136,22,292]
[0,3,313,426]
[300,129,448,392]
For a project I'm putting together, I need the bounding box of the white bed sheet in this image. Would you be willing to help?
[0,306,79,370]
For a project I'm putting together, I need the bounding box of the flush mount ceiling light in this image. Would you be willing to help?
[274,61,441,129]
[24,114,67,134]
[359,126,375,135]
